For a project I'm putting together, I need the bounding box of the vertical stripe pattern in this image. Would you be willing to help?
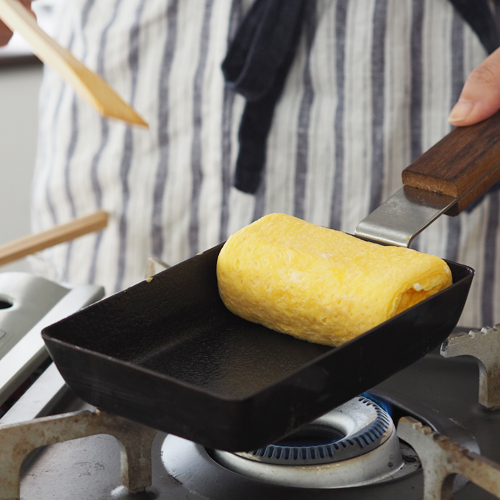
[190,0,216,255]
[293,0,317,221]
[32,0,498,327]
[369,0,388,213]
[410,0,424,162]
[329,0,348,230]
[115,0,147,292]
[220,0,244,242]
[45,32,75,228]
[151,0,179,258]
[445,7,464,265]
[60,1,96,280]
[483,194,499,326]
[86,0,120,284]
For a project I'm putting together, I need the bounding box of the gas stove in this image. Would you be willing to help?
[1,271,500,500]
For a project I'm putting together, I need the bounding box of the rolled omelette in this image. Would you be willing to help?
[216,213,452,347]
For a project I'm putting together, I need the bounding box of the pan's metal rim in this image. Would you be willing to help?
[41,259,474,404]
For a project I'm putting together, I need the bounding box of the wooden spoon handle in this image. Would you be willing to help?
[0,0,147,127]
[0,210,108,267]
[402,111,500,215]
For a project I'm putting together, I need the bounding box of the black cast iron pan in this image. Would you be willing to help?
[42,112,500,452]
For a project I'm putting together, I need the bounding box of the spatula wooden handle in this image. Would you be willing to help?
[0,210,108,267]
[402,111,500,215]
[0,0,147,127]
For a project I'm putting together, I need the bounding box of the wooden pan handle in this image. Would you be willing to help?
[0,210,108,267]
[402,111,500,215]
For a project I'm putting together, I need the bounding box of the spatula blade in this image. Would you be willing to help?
[354,186,457,247]
[0,0,148,127]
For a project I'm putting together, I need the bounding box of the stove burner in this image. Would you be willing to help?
[233,396,391,466]
[212,396,410,488]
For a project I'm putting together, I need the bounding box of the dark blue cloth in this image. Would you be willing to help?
[449,0,499,54]
[222,0,306,194]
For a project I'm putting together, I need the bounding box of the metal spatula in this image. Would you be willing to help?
[355,111,500,247]
[0,0,148,127]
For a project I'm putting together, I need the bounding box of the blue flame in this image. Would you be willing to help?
[361,392,393,416]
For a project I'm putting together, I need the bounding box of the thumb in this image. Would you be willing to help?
[449,47,500,126]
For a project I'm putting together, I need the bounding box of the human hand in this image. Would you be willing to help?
[0,0,35,47]
[449,47,500,126]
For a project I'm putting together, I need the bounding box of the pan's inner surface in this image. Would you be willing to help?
[127,318,330,397]
[47,245,330,398]
[44,245,472,399]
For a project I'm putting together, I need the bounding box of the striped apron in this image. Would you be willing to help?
[31,0,499,327]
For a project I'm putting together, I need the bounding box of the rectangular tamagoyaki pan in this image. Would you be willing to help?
[42,112,500,452]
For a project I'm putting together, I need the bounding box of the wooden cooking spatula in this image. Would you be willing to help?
[0,0,148,127]
[0,210,108,267]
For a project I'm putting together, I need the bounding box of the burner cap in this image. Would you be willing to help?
[213,396,406,488]
[236,396,391,466]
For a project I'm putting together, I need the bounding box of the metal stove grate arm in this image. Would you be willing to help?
[0,409,157,500]
[441,325,500,409]
[398,416,500,500]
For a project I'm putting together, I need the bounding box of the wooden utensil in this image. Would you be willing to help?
[0,210,108,267]
[0,0,148,127]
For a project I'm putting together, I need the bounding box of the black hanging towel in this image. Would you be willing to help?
[448,0,499,54]
[222,0,306,194]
